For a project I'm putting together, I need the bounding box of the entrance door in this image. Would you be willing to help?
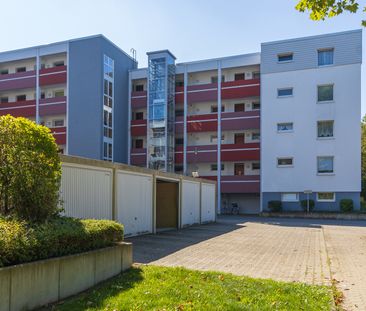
[156,180,178,230]
[234,133,245,144]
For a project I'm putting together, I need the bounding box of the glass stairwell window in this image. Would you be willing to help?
[103,55,114,161]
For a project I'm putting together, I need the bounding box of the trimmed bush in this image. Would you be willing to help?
[300,199,315,212]
[340,199,354,213]
[268,200,282,212]
[0,216,123,267]
[361,197,366,212]
[0,115,61,222]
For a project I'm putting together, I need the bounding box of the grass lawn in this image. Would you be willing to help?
[50,265,333,311]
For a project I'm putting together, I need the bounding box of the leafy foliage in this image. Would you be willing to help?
[52,266,333,311]
[0,216,123,267]
[268,200,282,212]
[300,199,315,212]
[362,116,366,201]
[340,199,354,212]
[0,115,61,222]
[295,0,365,26]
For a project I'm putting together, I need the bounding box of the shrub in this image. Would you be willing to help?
[300,199,315,212]
[340,199,354,213]
[0,115,61,222]
[268,200,282,212]
[0,217,123,267]
[361,197,366,212]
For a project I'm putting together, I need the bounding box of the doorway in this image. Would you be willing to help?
[156,179,179,231]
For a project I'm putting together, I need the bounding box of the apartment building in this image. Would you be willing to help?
[129,29,362,212]
[0,35,136,163]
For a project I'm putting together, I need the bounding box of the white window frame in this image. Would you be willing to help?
[318,48,334,67]
[277,122,293,133]
[277,87,293,98]
[317,156,334,175]
[281,193,299,202]
[317,84,334,103]
[277,157,293,167]
[277,52,294,63]
[317,192,336,202]
[317,120,334,139]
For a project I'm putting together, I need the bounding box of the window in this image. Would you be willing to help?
[175,109,184,117]
[0,97,8,103]
[211,75,225,83]
[135,139,143,149]
[175,137,184,146]
[0,69,8,75]
[278,53,293,62]
[277,122,293,132]
[40,92,45,99]
[53,61,64,67]
[278,88,293,97]
[234,103,245,112]
[252,101,260,110]
[175,164,183,173]
[234,73,245,81]
[53,119,64,127]
[317,192,335,202]
[318,49,334,66]
[135,112,144,120]
[210,135,224,143]
[16,95,26,102]
[16,67,26,73]
[135,84,144,92]
[211,105,225,113]
[252,162,260,170]
[103,142,113,161]
[317,121,334,138]
[54,90,64,97]
[175,81,184,87]
[234,163,244,175]
[252,72,260,79]
[317,156,334,174]
[251,132,260,141]
[277,158,293,167]
[281,193,299,202]
[211,163,224,171]
[318,85,333,102]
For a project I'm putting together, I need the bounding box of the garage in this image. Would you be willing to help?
[222,194,260,214]
[156,179,179,231]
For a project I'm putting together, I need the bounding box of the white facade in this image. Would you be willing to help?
[261,29,362,210]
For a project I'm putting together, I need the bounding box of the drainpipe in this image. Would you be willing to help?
[217,61,222,214]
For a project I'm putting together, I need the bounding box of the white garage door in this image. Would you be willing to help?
[181,180,200,227]
[201,183,216,223]
[116,171,153,236]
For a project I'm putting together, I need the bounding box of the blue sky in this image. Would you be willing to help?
[1,0,364,114]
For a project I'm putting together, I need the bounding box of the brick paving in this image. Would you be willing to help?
[128,216,366,310]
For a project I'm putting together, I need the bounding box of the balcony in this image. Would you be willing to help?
[131,119,147,136]
[49,126,66,145]
[0,96,67,118]
[40,96,67,116]
[39,66,67,86]
[0,71,36,91]
[131,91,147,109]
[130,148,147,166]
[175,142,260,163]
[201,175,260,193]
[221,78,260,100]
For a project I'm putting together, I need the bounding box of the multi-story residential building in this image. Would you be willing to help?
[261,30,362,211]
[129,29,362,212]
[0,30,361,212]
[0,35,136,163]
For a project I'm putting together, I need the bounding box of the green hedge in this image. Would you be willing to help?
[300,199,315,212]
[0,217,123,267]
[340,199,353,213]
[268,200,282,212]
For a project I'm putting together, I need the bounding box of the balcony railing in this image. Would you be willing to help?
[200,175,260,193]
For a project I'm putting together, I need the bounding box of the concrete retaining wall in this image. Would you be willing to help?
[0,242,132,311]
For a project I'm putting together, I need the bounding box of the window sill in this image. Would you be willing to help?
[277,60,293,64]
[317,173,335,176]
[277,130,294,134]
[277,165,294,168]
[317,200,336,202]
[317,64,334,68]
[317,100,334,104]
[317,137,335,140]
[277,95,293,99]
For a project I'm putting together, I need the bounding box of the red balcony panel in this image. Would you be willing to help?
[131,119,147,136]
[0,71,36,91]
[39,66,67,86]
[0,100,36,117]
[187,83,217,103]
[187,113,217,132]
[201,175,260,193]
[131,91,147,109]
[39,96,67,116]
[175,90,184,104]
[222,111,260,131]
[131,148,147,166]
[221,143,260,161]
[175,149,183,163]
[222,79,260,100]
[49,127,66,145]
[175,116,183,134]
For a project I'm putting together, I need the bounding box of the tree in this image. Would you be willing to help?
[296,0,365,26]
[361,116,366,200]
[0,115,61,222]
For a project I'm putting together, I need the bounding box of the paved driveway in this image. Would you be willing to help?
[128,216,366,310]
